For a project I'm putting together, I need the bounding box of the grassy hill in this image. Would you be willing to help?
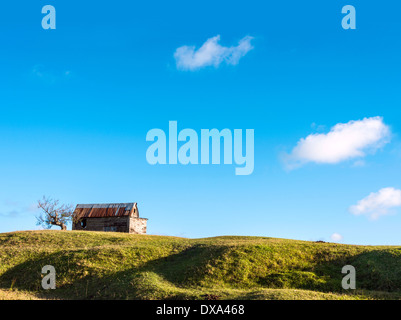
[0,230,400,300]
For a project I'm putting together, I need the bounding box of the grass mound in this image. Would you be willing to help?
[0,230,400,300]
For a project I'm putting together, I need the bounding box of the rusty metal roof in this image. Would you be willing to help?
[73,203,138,219]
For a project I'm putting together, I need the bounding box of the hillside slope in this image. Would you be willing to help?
[0,230,400,300]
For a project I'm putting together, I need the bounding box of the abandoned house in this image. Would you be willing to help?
[72,202,147,234]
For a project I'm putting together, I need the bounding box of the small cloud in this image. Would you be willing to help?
[330,233,343,242]
[349,187,401,220]
[31,65,71,83]
[352,160,366,167]
[0,210,20,218]
[0,201,38,218]
[174,35,254,71]
[283,117,390,170]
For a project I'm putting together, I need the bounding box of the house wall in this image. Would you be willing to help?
[73,216,130,233]
[129,217,147,234]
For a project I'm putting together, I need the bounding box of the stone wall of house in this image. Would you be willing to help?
[129,217,147,234]
[73,216,130,233]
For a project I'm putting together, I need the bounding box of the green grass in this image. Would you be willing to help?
[0,230,400,300]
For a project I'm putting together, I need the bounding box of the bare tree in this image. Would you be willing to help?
[36,196,74,230]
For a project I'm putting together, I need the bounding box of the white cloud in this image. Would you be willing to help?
[31,65,71,83]
[174,35,253,71]
[349,187,401,220]
[284,117,390,169]
[330,233,343,242]
[0,201,38,218]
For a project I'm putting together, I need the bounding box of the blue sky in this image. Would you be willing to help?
[1,1,401,245]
